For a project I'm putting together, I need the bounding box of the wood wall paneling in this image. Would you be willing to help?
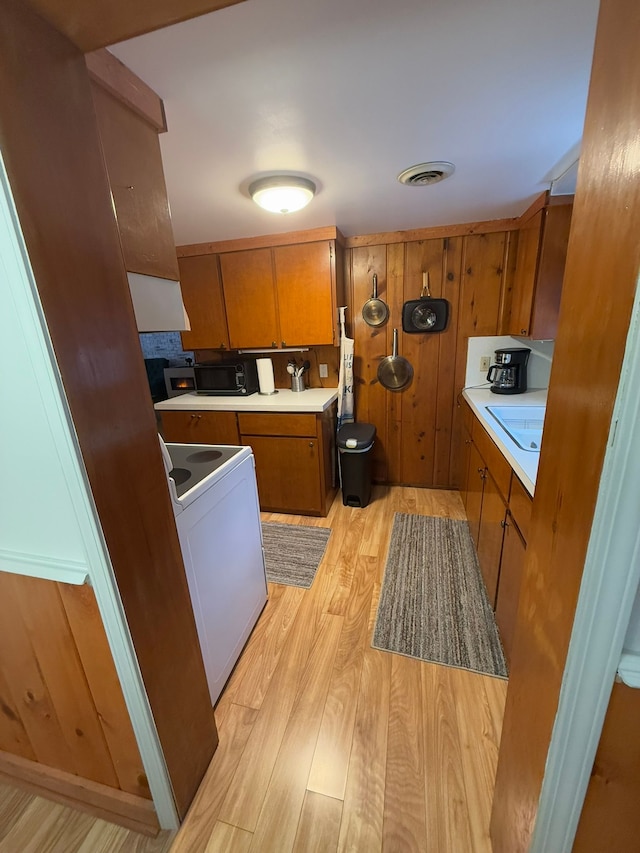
[22,0,247,52]
[350,245,389,482]
[449,232,509,488]
[0,0,218,818]
[490,1,640,849]
[573,682,640,851]
[384,243,405,485]
[0,574,149,801]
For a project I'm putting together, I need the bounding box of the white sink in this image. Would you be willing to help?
[486,405,545,451]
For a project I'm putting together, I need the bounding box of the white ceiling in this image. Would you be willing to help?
[110,0,599,246]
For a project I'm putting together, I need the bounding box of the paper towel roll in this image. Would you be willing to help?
[256,357,276,395]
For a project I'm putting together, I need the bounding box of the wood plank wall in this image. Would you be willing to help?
[344,231,513,488]
[0,574,148,798]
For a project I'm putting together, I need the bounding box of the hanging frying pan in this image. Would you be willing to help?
[362,273,389,327]
[402,271,449,333]
[377,328,413,391]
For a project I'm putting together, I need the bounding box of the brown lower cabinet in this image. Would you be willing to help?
[494,514,527,666]
[238,407,337,517]
[160,410,240,445]
[476,469,508,608]
[460,398,533,661]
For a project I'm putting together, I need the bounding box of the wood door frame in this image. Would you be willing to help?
[530,274,640,852]
[0,155,178,828]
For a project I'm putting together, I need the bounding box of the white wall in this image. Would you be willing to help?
[465,336,554,390]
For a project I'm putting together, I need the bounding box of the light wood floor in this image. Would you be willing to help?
[0,486,507,852]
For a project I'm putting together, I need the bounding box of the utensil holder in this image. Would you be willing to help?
[291,374,305,392]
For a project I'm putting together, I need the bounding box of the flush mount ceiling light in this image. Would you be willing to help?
[397,161,456,186]
[248,175,316,214]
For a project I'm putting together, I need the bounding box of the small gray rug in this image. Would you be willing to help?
[372,513,507,678]
[261,523,331,589]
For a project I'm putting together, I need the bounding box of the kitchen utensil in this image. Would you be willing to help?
[487,347,530,395]
[402,271,449,333]
[362,273,389,327]
[377,328,413,391]
[287,362,295,375]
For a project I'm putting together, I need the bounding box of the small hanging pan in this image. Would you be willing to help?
[362,273,389,327]
[402,271,449,333]
[377,328,413,391]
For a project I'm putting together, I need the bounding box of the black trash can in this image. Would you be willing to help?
[337,422,376,508]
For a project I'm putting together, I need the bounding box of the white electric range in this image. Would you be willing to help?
[159,436,268,705]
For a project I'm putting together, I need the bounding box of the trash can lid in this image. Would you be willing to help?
[337,422,376,450]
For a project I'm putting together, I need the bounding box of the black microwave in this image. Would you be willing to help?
[194,360,259,396]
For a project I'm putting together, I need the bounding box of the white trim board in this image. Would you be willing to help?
[530,271,640,852]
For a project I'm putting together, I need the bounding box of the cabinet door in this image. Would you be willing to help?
[161,411,240,445]
[243,435,322,515]
[274,241,335,346]
[505,210,543,337]
[465,442,485,546]
[178,255,230,351]
[495,516,527,667]
[529,202,573,339]
[476,470,507,608]
[91,84,179,281]
[220,249,279,349]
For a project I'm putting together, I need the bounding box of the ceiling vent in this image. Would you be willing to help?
[397,161,455,186]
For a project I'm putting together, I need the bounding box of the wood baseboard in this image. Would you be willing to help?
[0,751,160,836]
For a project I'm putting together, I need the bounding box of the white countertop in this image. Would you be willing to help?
[462,387,548,496]
[155,387,339,414]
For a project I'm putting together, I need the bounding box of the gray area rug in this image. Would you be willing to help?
[372,513,507,678]
[261,523,331,589]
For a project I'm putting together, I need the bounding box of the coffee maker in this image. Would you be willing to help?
[486,347,530,394]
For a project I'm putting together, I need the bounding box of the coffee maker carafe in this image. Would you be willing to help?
[487,347,530,394]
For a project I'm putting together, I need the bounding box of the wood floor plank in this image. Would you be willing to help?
[292,791,342,853]
[0,486,509,853]
[0,796,94,853]
[383,654,427,851]
[204,821,252,852]
[421,664,474,853]
[449,667,501,853]
[170,703,258,853]
[307,556,378,799]
[325,561,355,616]
[217,560,338,833]
[337,648,391,852]
[220,583,305,710]
[0,781,34,843]
[248,614,344,851]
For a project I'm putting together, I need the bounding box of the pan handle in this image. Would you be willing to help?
[392,327,398,356]
[372,273,378,299]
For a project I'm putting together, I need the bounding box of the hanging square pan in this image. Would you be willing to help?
[402,297,449,333]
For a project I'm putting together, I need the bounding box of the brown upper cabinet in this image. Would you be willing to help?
[219,238,344,349]
[502,195,573,340]
[178,254,230,350]
[91,83,179,282]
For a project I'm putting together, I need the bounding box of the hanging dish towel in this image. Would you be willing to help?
[337,306,355,427]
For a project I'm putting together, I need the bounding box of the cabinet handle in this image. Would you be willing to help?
[197,415,202,419]
[501,518,510,529]
[282,341,287,348]
[220,342,226,349]
[272,341,277,348]
[309,442,314,448]
[520,328,528,335]
[465,438,472,445]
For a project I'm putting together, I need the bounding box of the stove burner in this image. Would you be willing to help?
[186,450,223,463]
[170,467,192,486]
